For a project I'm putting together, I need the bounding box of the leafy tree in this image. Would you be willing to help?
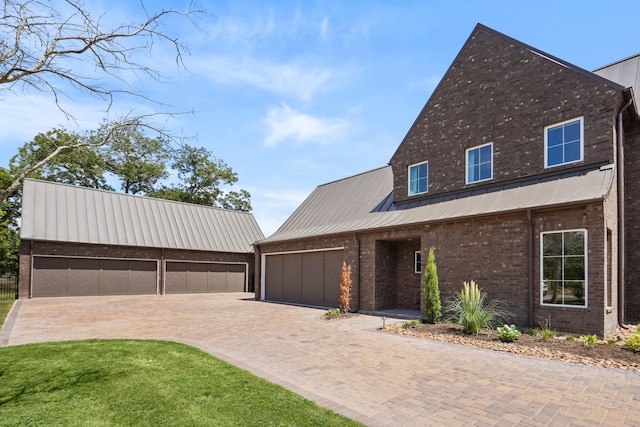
[0,0,198,203]
[98,125,170,194]
[0,168,19,275]
[9,129,112,190]
[422,247,442,324]
[150,145,252,211]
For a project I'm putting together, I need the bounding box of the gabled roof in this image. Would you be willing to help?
[21,179,264,253]
[593,54,640,118]
[258,165,613,244]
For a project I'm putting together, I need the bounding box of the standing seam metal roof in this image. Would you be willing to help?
[20,179,264,253]
[257,165,614,244]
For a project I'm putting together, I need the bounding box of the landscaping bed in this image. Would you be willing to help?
[385,321,640,372]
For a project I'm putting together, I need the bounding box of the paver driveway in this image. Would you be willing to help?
[1,293,639,426]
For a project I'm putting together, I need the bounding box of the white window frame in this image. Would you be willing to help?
[408,161,428,196]
[540,229,588,308]
[465,142,493,184]
[544,117,584,168]
[414,251,421,274]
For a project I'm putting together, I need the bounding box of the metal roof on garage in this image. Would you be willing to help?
[21,179,264,253]
[257,165,614,244]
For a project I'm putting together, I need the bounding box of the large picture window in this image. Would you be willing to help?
[544,117,583,168]
[466,143,493,184]
[541,230,586,307]
[408,161,428,196]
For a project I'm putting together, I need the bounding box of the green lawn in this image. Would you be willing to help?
[0,339,363,426]
[0,299,13,328]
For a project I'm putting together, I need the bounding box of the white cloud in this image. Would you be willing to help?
[320,17,330,40]
[263,103,349,148]
[194,56,331,101]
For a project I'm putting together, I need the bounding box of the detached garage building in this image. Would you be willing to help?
[19,179,264,298]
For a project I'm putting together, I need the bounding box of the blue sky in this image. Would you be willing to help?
[1,1,639,236]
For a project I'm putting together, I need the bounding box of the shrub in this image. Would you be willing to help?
[445,280,511,334]
[565,334,575,341]
[581,334,598,348]
[626,334,640,352]
[401,319,420,329]
[339,261,352,313]
[325,308,340,317]
[422,248,441,324]
[541,329,556,340]
[528,328,540,336]
[496,324,521,343]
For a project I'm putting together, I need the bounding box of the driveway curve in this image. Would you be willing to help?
[1,293,639,426]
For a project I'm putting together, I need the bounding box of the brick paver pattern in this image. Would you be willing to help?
[1,293,638,426]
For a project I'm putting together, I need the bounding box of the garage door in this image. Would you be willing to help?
[32,257,158,297]
[164,262,246,294]
[264,250,342,307]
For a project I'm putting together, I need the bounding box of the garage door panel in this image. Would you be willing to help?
[32,257,68,297]
[265,250,343,308]
[165,262,246,294]
[302,252,324,306]
[265,256,283,301]
[67,258,100,296]
[283,253,302,303]
[128,261,157,294]
[226,271,245,292]
[100,259,130,295]
[323,250,342,308]
[165,262,187,294]
[32,257,158,297]
[187,263,208,293]
[208,271,227,292]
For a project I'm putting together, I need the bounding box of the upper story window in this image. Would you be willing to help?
[466,143,493,184]
[408,161,428,196]
[544,117,583,168]
[541,229,587,307]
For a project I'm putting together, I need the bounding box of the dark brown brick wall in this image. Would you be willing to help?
[390,26,620,204]
[421,214,530,325]
[396,241,422,310]
[532,204,610,336]
[624,120,640,323]
[19,241,254,298]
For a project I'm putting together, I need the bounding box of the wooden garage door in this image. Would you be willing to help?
[164,262,246,294]
[32,257,157,297]
[264,250,342,307]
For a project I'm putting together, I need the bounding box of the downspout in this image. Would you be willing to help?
[527,209,534,328]
[354,233,361,311]
[617,97,633,328]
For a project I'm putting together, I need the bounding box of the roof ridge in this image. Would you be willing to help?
[593,53,640,72]
[475,23,626,92]
[316,165,390,188]
[22,178,255,215]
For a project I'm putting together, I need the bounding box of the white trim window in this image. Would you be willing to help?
[408,161,428,196]
[414,251,422,274]
[466,143,493,184]
[544,117,584,168]
[541,229,587,307]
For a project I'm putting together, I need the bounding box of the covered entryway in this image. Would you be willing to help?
[263,249,342,307]
[32,256,158,297]
[164,261,247,294]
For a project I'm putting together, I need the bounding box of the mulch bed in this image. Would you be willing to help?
[386,322,640,371]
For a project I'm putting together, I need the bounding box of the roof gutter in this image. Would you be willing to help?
[617,96,633,329]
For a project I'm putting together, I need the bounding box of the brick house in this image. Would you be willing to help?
[19,179,264,298]
[254,24,640,337]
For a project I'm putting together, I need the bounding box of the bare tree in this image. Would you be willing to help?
[0,0,200,202]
